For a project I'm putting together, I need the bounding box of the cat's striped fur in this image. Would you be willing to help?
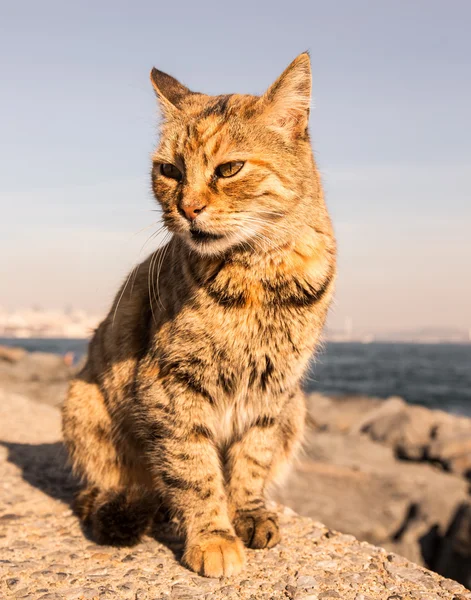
[62,53,336,577]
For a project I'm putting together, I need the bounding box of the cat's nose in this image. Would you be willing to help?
[181,202,207,221]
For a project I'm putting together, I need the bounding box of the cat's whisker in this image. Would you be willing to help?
[232,229,259,255]
[259,232,286,252]
[253,231,285,254]
[241,215,293,234]
[252,210,286,219]
[240,222,284,254]
[132,225,168,294]
[238,225,274,255]
[148,237,169,325]
[155,234,172,310]
[131,221,162,238]
[245,225,293,252]
[151,233,171,316]
[142,225,167,251]
[148,248,158,325]
[112,263,141,328]
[237,217,292,237]
[112,223,170,328]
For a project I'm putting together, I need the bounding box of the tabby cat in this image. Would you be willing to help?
[62,52,336,577]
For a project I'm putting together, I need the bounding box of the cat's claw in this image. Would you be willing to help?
[183,534,246,578]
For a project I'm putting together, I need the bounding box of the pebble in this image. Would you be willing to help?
[121,554,136,562]
[7,577,20,589]
[219,585,237,594]
[297,575,318,589]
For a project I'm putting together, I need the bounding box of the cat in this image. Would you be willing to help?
[62,52,336,577]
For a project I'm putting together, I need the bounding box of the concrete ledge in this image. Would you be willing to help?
[1,389,470,600]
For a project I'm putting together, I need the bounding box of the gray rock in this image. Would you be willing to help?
[274,393,471,588]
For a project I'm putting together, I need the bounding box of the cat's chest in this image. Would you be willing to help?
[220,311,312,376]
[159,256,329,402]
[167,301,315,399]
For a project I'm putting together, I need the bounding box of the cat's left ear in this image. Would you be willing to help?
[150,68,192,118]
[259,52,312,137]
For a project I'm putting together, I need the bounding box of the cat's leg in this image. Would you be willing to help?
[226,390,306,549]
[136,383,245,577]
[74,486,155,546]
[150,420,245,576]
[62,370,155,545]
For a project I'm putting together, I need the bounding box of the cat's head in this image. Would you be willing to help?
[150,53,316,256]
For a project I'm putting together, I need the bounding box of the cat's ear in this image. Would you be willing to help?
[259,52,312,137]
[150,68,191,117]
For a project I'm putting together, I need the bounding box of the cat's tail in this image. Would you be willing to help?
[75,487,154,546]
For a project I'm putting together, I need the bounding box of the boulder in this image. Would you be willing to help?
[306,393,384,432]
[428,418,471,478]
[0,349,76,406]
[434,502,471,590]
[276,429,471,586]
[307,393,471,479]
[0,345,27,363]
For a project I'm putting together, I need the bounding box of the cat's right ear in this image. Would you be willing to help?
[150,68,191,118]
[258,53,312,139]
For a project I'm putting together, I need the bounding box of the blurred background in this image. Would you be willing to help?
[1,0,470,410]
[1,0,470,587]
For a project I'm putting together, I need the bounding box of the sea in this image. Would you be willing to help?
[1,338,470,417]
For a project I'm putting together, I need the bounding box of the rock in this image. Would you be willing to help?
[1,389,470,598]
[351,396,407,436]
[448,452,471,478]
[0,345,27,363]
[0,347,79,407]
[275,429,470,583]
[6,577,20,589]
[428,417,471,477]
[433,503,471,590]
[307,393,471,480]
[355,399,438,461]
[306,394,384,433]
[393,404,440,461]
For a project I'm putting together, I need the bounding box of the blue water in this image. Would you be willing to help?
[1,338,470,417]
[307,342,471,417]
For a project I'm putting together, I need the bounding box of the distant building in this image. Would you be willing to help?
[0,307,101,339]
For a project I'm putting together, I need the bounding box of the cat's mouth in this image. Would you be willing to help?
[189,228,226,243]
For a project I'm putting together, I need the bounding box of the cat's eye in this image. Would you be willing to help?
[216,161,245,178]
[160,163,182,181]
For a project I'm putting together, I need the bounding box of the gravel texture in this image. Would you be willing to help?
[1,388,470,600]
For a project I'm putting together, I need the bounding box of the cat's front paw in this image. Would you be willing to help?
[234,509,281,549]
[183,533,245,577]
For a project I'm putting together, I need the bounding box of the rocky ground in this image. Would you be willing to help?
[1,345,471,597]
[2,390,471,600]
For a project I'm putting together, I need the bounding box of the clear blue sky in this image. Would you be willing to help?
[1,0,470,334]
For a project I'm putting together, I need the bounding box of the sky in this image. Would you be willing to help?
[1,0,470,334]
